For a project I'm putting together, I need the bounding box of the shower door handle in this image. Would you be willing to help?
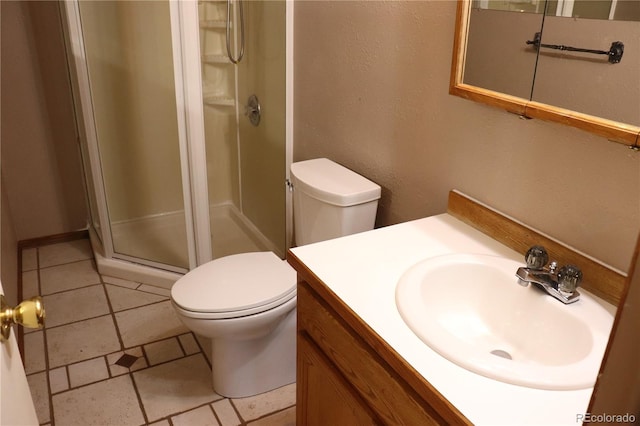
[244,95,261,127]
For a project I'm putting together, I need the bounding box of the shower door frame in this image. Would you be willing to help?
[62,0,293,285]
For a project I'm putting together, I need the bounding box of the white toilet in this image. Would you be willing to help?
[171,158,381,398]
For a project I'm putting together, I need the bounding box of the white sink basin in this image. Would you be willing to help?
[395,253,614,390]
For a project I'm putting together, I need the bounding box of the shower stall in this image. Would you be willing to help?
[62,0,292,287]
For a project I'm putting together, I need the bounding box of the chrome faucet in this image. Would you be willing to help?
[515,245,582,304]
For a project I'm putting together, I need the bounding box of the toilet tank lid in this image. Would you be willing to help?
[291,158,381,207]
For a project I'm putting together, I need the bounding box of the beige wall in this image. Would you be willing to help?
[1,1,87,241]
[294,1,639,273]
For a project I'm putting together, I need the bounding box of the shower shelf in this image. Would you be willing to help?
[203,94,235,107]
[202,54,232,65]
[200,20,227,29]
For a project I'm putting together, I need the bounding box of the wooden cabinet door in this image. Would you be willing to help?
[297,333,380,425]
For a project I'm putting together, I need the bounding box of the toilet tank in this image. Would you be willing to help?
[290,158,381,246]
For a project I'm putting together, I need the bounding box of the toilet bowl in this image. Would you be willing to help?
[171,158,381,398]
[171,252,297,398]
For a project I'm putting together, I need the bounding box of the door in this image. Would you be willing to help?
[0,282,38,424]
[63,0,196,272]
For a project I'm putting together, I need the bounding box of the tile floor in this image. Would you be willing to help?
[22,239,295,426]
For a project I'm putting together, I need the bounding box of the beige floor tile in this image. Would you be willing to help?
[148,421,170,426]
[247,407,295,426]
[24,330,46,374]
[195,334,213,364]
[40,260,101,295]
[47,315,121,368]
[39,239,93,268]
[179,333,201,355]
[68,357,109,388]
[172,405,219,426]
[26,371,50,424]
[133,354,220,422]
[52,375,145,426]
[22,248,38,271]
[107,347,147,376]
[115,300,188,348]
[43,285,110,327]
[22,270,39,299]
[145,337,184,366]
[232,383,296,422]
[137,284,171,298]
[102,275,140,289]
[212,399,241,426]
[49,367,69,394]
[105,284,166,312]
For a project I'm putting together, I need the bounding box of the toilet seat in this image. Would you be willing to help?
[171,252,297,320]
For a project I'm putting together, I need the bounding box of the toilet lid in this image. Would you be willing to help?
[171,252,297,314]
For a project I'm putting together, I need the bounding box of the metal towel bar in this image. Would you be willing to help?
[526,32,624,64]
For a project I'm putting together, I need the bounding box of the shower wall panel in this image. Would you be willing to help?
[79,1,185,222]
[199,0,241,209]
[238,0,287,257]
[204,109,240,207]
[78,0,189,268]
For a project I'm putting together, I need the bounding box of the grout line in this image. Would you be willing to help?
[38,256,96,272]
[43,312,115,332]
[175,334,188,358]
[229,398,247,424]
[109,298,171,316]
[140,343,151,368]
[21,239,296,425]
[207,403,222,426]
[35,247,57,426]
[128,370,151,425]
[193,333,213,370]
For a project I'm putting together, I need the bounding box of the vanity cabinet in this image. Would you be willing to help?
[290,191,626,425]
[294,273,470,425]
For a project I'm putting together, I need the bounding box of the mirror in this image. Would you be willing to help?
[532,14,640,125]
[476,0,640,21]
[451,0,640,145]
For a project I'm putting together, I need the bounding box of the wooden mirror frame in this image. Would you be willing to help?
[450,0,640,147]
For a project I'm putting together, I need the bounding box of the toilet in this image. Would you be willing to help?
[171,158,381,398]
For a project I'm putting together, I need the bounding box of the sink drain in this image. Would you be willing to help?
[490,349,512,360]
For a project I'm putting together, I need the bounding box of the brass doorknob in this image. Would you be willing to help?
[1,294,45,342]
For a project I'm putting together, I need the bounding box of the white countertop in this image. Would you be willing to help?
[291,213,615,426]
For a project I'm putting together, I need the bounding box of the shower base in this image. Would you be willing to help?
[89,202,276,290]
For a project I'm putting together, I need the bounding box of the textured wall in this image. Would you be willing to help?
[294,1,639,273]
[1,1,87,241]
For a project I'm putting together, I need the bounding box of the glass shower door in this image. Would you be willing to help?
[74,0,191,271]
[197,0,288,260]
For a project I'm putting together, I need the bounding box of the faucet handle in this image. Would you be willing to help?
[525,245,549,270]
[557,265,583,295]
